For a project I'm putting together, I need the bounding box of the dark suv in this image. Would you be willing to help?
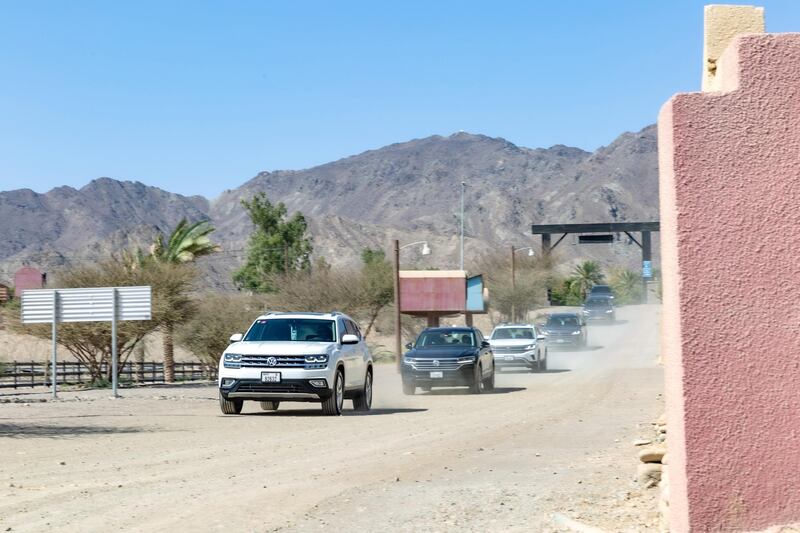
[583,297,616,322]
[401,327,495,394]
[589,284,614,300]
[541,313,587,348]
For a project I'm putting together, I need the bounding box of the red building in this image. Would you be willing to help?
[14,267,46,298]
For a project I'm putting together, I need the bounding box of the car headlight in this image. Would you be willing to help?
[304,355,328,363]
[525,344,536,350]
[457,356,476,364]
[224,353,242,362]
[606,309,613,313]
[572,331,582,335]
[403,357,416,365]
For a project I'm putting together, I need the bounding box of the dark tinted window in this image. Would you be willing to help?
[546,316,580,328]
[417,330,475,347]
[244,318,336,342]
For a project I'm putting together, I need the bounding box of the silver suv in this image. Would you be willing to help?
[488,323,548,371]
[218,312,373,416]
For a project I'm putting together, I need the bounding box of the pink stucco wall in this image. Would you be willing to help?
[400,277,466,313]
[658,34,800,532]
[13,267,44,298]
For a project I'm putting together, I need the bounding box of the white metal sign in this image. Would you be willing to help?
[21,286,152,398]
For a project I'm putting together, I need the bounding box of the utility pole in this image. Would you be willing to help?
[510,245,516,322]
[393,239,402,371]
[460,181,466,270]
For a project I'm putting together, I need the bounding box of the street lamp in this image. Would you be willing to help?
[510,246,536,322]
[393,239,431,370]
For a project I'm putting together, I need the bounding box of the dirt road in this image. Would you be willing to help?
[0,305,663,532]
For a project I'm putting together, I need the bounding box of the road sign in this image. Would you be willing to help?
[642,261,653,278]
[21,286,152,398]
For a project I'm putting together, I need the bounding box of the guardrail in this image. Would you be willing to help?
[0,361,215,389]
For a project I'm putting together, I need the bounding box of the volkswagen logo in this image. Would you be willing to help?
[266,357,278,367]
[433,360,440,367]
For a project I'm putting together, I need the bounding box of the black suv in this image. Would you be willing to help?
[583,296,616,322]
[589,284,614,300]
[401,327,495,394]
[541,313,587,348]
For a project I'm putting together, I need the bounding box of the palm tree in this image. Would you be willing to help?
[569,260,604,301]
[150,219,220,382]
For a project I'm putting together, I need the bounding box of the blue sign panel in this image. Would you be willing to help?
[642,260,653,278]
[466,275,486,312]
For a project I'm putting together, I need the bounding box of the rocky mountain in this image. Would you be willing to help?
[0,125,659,288]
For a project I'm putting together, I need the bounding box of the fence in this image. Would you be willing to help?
[0,361,215,389]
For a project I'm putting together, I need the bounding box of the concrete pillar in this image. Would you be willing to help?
[658,15,800,532]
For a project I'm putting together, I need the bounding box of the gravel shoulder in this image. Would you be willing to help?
[0,305,663,532]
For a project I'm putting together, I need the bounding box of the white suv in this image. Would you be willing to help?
[488,323,548,372]
[218,312,373,416]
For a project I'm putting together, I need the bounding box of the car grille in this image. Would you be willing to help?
[492,346,529,354]
[235,382,308,394]
[239,355,321,368]
[408,358,463,370]
[547,331,576,338]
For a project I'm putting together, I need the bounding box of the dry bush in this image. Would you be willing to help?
[177,293,268,372]
[473,253,557,323]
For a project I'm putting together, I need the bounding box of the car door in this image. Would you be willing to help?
[342,319,363,389]
[349,319,367,386]
[476,330,492,377]
[337,318,357,389]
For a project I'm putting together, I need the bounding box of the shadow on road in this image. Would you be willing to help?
[247,407,428,417]
[499,368,571,375]
[0,422,145,438]
[420,386,526,396]
[550,345,603,352]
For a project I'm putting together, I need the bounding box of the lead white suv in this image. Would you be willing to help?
[488,323,548,372]
[218,312,373,416]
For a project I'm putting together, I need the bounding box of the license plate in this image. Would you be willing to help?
[261,372,281,383]
[505,355,514,361]
[429,371,443,379]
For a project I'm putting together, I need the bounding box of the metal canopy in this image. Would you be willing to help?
[531,222,660,234]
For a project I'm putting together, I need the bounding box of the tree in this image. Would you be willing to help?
[608,267,643,305]
[233,193,313,292]
[473,253,556,323]
[177,294,265,375]
[3,259,193,383]
[357,248,394,336]
[568,260,604,301]
[139,219,219,382]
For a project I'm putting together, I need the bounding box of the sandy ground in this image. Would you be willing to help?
[0,305,663,532]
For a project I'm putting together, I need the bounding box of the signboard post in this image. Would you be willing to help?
[21,286,152,398]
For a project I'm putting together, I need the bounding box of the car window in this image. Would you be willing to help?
[417,330,475,347]
[492,327,535,340]
[344,319,359,338]
[245,318,336,342]
[545,316,580,328]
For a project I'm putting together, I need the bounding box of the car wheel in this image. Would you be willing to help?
[470,364,484,394]
[539,350,548,371]
[259,401,280,411]
[321,369,344,416]
[219,391,243,415]
[352,368,373,411]
[483,365,495,392]
[402,380,416,395]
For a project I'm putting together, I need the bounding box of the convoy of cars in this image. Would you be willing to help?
[217,285,618,414]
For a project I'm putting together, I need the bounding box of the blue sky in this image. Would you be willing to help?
[2,1,799,198]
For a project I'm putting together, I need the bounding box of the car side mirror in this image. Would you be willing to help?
[341,334,359,345]
[536,335,546,341]
[405,342,413,350]
[481,340,491,348]
[229,333,243,344]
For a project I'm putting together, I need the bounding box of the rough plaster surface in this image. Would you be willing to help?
[703,5,764,91]
[659,33,800,532]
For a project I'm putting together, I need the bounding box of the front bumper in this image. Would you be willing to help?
[545,335,582,346]
[401,364,475,387]
[220,378,331,402]
[493,349,537,366]
[584,312,614,321]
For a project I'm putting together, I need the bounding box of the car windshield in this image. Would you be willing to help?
[491,327,535,340]
[244,318,336,342]
[585,298,610,307]
[416,330,475,347]
[591,286,611,294]
[546,316,579,328]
